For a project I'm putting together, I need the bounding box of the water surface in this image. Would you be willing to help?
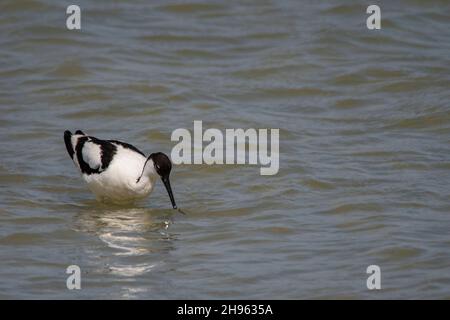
[0,0,450,299]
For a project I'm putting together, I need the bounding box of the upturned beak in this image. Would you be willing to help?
[162,176,177,209]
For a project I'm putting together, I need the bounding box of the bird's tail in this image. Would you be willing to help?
[64,129,86,159]
[64,130,74,159]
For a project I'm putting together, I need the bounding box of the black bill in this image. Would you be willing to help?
[162,176,177,209]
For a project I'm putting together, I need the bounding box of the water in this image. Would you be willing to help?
[1,0,449,299]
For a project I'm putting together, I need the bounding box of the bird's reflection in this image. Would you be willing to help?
[74,202,176,278]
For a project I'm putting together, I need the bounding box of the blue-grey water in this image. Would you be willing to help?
[0,0,450,299]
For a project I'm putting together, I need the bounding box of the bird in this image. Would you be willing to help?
[63,130,178,209]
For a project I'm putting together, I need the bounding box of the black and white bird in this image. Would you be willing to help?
[64,130,178,209]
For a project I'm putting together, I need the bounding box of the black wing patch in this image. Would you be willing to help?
[108,140,145,157]
[75,136,117,175]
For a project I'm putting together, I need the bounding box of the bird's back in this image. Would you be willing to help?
[64,130,153,202]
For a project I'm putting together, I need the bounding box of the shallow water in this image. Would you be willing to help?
[0,0,450,299]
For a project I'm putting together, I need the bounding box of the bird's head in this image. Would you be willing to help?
[136,152,179,210]
[138,152,177,209]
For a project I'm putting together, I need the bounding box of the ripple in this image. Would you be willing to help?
[385,112,450,130]
[49,61,91,78]
[0,172,30,185]
[157,3,225,14]
[0,0,54,13]
[378,247,424,261]
[124,83,169,94]
[0,232,47,245]
[302,178,335,190]
[378,80,439,93]
[334,98,368,109]
[321,4,362,15]
[319,203,384,215]
[259,226,296,235]
[174,49,223,59]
